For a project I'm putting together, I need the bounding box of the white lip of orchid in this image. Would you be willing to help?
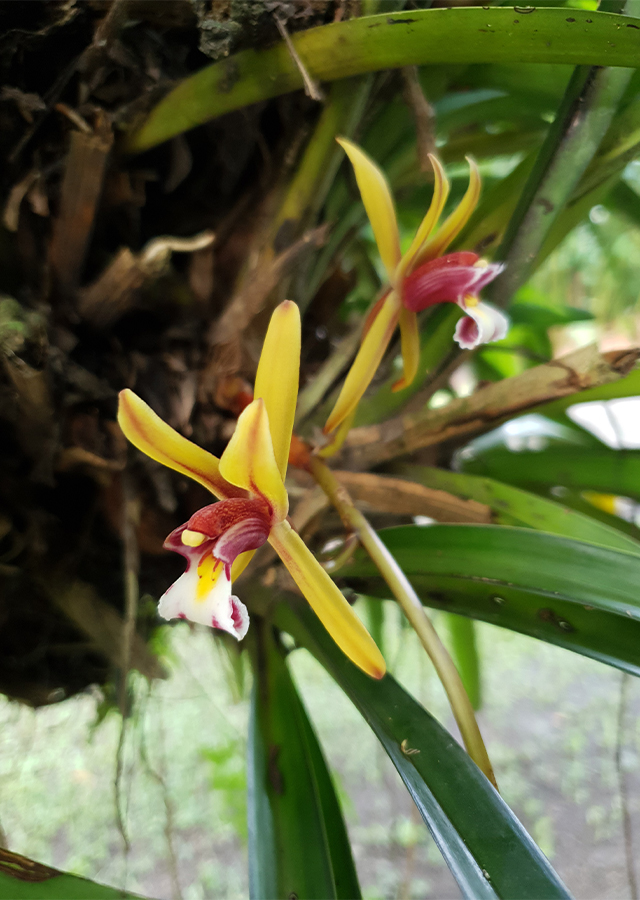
[454,300,509,349]
[157,551,249,640]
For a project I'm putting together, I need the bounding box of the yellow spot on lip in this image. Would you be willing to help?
[473,258,489,268]
[464,294,479,308]
[196,554,223,602]
[182,529,207,547]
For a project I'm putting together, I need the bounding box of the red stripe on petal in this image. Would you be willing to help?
[403,253,503,312]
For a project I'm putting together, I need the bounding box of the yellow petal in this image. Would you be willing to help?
[397,154,450,281]
[270,520,386,679]
[231,549,255,582]
[317,409,356,459]
[117,389,238,500]
[254,300,300,481]
[219,399,288,522]
[324,291,401,434]
[337,137,401,282]
[392,308,420,393]
[414,157,481,265]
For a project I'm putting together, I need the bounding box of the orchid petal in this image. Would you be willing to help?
[324,291,401,434]
[454,300,510,349]
[392,308,420,393]
[415,157,481,265]
[337,137,401,282]
[118,389,239,500]
[403,254,504,312]
[397,153,450,281]
[270,520,386,679]
[231,549,255,582]
[254,300,300,481]
[317,409,356,459]
[219,399,288,522]
[158,549,249,640]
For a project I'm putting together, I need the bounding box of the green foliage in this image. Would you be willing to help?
[248,629,360,900]
[277,603,571,900]
[0,856,146,900]
[202,738,247,841]
[126,8,640,152]
[341,524,640,676]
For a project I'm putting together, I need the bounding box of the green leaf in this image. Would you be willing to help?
[126,8,640,152]
[275,603,571,900]
[247,628,360,900]
[340,524,640,676]
[538,367,640,419]
[402,465,640,553]
[0,853,145,900]
[459,440,640,504]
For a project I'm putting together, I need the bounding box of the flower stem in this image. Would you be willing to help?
[308,455,497,789]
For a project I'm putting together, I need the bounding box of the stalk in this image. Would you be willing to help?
[308,454,497,788]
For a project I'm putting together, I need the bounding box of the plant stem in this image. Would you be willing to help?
[308,455,497,789]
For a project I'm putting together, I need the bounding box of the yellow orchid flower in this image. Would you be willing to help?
[117,300,385,680]
[324,138,507,435]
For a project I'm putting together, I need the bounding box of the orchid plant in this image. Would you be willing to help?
[118,301,385,680]
[324,138,508,435]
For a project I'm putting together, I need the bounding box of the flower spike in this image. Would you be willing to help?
[117,301,386,678]
[324,145,507,434]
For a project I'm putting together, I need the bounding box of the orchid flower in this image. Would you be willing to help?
[118,301,386,679]
[324,138,508,435]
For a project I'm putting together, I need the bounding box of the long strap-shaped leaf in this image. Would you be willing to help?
[341,524,640,675]
[0,849,146,900]
[461,441,640,504]
[275,602,571,900]
[126,8,640,152]
[402,466,640,553]
[248,626,361,900]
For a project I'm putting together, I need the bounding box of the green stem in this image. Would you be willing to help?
[308,455,497,789]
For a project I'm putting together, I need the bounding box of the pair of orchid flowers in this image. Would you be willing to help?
[117,140,506,679]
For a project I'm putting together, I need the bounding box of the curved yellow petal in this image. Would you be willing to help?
[270,520,386,679]
[117,389,238,500]
[324,291,401,434]
[254,300,300,481]
[219,399,288,522]
[317,409,356,459]
[392,308,420,393]
[415,157,481,265]
[231,549,255,582]
[397,154,450,281]
[337,137,401,282]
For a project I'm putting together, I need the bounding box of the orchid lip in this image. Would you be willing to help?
[166,497,273,566]
[403,253,504,312]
